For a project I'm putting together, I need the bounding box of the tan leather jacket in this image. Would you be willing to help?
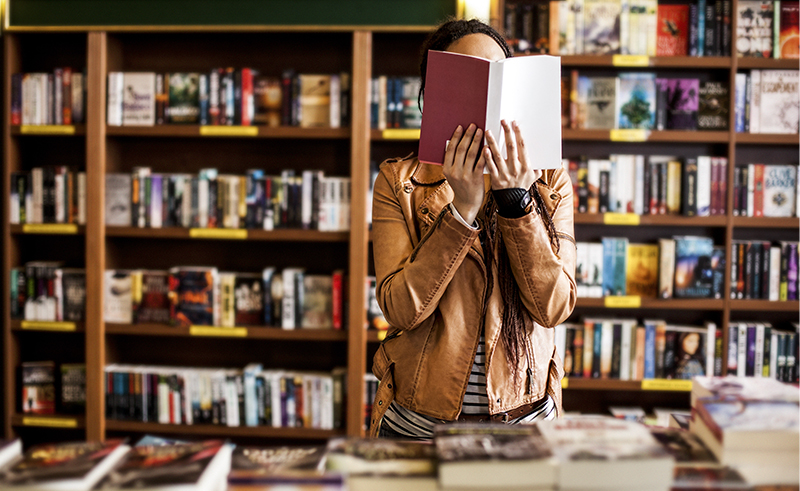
[368,155,576,437]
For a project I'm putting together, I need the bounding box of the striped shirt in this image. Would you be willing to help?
[381,335,556,439]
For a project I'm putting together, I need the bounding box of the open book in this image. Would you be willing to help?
[418,50,562,169]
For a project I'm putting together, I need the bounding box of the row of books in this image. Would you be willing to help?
[104,267,346,330]
[730,240,799,300]
[104,364,346,430]
[107,70,350,128]
[576,236,725,299]
[568,72,730,131]
[369,75,422,130]
[10,68,86,126]
[9,168,87,225]
[566,155,730,216]
[732,163,799,217]
[737,0,800,58]
[726,321,800,381]
[734,69,800,133]
[20,361,86,415]
[506,0,745,57]
[106,168,351,232]
[556,318,720,380]
[9,263,85,322]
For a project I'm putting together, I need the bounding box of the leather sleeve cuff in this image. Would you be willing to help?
[493,188,532,218]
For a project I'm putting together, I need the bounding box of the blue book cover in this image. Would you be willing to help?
[602,237,629,296]
[673,236,715,298]
[697,0,707,56]
[734,73,747,132]
[617,73,657,129]
[593,321,603,378]
[644,320,657,379]
[602,237,617,296]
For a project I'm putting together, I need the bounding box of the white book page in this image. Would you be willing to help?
[493,55,562,170]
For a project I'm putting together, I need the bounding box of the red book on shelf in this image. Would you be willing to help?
[656,4,690,56]
[418,50,561,169]
[780,1,800,59]
[753,163,765,217]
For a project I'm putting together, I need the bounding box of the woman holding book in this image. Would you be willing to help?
[369,19,577,439]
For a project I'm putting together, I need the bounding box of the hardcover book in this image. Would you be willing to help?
[673,235,715,298]
[298,74,332,128]
[698,81,730,130]
[60,363,86,414]
[121,72,156,126]
[647,426,719,467]
[21,361,56,415]
[433,423,557,490]
[253,76,282,127]
[132,270,170,325]
[656,4,690,55]
[167,72,200,124]
[779,1,800,59]
[234,273,264,326]
[759,70,800,134]
[584,76,618,129]
[168,267,219,327]
[228,445,327,481]
[302,274,333,329]
[763,164,798,217]
[617,72,657,129]
[583,0,622,54]
[0,440,130,490]
[666,78,699,129]
[325,438,436,475]
[417,50,561,169]
[626,243,659,297]
[736,0,775,57]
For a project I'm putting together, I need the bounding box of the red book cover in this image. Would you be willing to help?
[753,163,765,216]
[780,1,800,59]
[241,67,254,126]
[717,160,727,215]
[331,269,344,330]
[656,4,690,56]
[418,50,561,168]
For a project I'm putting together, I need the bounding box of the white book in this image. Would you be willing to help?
[634,154,645,215]
[104,270,133,324]
[122,72,156,126]
[769,246,781,301]
[555,323,568,367]
[282,268,305,329]
[54,69,63,125]
[574,0,585,53]
[759,70,799,134]
[705,321,717,377]
[329,73,341,129]
[749,69,761,133]
[588,242,604,297]
[747,163,756,217]
[763,164,797,217]
[301,170,316,229]
[696,155,712,216]
[737,322,748,377]
[197,177,209,228]
[643,0,658,55]
[576,242,590,297]
[54,171,65,223]
[77,172,87,224]
[754,323,765,377]
[770,331,779,379]
[105,173,132,226]
[620,318,633,380]
[31,167,43,224]
[619,0,631,54]
[71,72,84,123]
[107,71,124,126]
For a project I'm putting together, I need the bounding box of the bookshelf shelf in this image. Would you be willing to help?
[105,125,351,139]
[574,214,728,226]
[736,58,800,69]
[105,226,350,242]
[561,129,730,142]
[575,298,725,309]
[562,379,646,391]
[732,217,800,229]
[729,300,800,312]
[104,420,344,439]
[10,413,86,429]
[559,55,732,68]
[735,133,800,145]
[10,320,85,332]
[10,224,86,235]
[105,323,348,341]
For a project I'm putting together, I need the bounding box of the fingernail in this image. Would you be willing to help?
[456,125,463,131]
[486,130,493,138]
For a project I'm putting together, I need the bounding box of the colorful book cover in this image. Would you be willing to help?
[298,74,332,128]
[132,270,170,324]
[104,270,133,324]
[585,77,618,129]
[168,267,218,327]
[617,72,656,129]
[234,273,264,326]
[61,269,86,322]
[673,236,715,298]
[671,326,708,379]
[228,445,329,482]
[583,0,622,54]
[301,274,333,329]
[60,363,86,414]
[763,164,798,217]
[759,70,799,134]
[21,361,56,414]
[656,4,690,55]
[736,0,775,57]
[626,243,659,297]
[647,427,718,466]
[779,1,800,59]
[167,72,200,124]
[711,245,726,299]
[698,81,730,130]
[602,237,629,296]
[122,72,156,126]
[666,78,699,129]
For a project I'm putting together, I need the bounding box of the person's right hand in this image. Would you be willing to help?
[442,123,486,225]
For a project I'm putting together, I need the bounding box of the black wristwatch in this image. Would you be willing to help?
[493,187,532,218]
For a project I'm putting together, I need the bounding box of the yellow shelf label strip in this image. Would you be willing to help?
[382,128,421,140]
[199,126,258,137]
[20,321,77,331]
[189,228,247,240]
[604,296,642,308]
[612,55,650,67]
[561,377,569,389]
[22,416,79,428]
[610,129,649,142]
[20,125,76,135]
[22,223,79,234]
[189,326,248,337]
[603,213,641,225]
[641,379,693,391]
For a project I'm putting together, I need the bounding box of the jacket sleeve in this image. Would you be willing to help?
[371,163,480,331]
[497,166,577,327]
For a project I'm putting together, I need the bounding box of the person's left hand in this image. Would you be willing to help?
[483,119,542,191]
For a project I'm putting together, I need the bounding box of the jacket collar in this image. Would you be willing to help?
[411,159,446,186]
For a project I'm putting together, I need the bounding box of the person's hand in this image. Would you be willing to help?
[443,123,486,224]
[484,119,542,191]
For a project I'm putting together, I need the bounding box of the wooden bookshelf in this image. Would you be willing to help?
[729,300,800,312]
[104,420,344,440]
[105,125,351,139]
[105,323,348,341]
[559,55,733,68]
[105,226,350,242]
[735,133,800,145]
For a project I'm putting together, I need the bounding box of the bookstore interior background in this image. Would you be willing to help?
[1,0,798,463]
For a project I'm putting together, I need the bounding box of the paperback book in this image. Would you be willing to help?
[736,0,775,57]
[698,81,730,130]
[758,70,799,134]
[673,236,715,298]
[617,72,656,129]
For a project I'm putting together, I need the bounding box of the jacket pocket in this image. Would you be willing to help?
[372,343,391,381]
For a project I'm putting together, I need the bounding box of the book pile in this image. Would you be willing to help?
[732,164,798,218]
[105,167,351,232]
[10,68,85,126]
[567,73,729,131]
[689,375,800,486]
[103,267,345,330]
[566,155,731,217]
[9,263,85,322]
[9,167,87,226]
[734,70,799,134]
[107,70,350,128]
[104,364,347,430]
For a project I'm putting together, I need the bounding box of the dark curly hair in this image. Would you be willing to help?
[418,18,512,111]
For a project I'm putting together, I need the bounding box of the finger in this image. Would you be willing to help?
[443,125,464,170]
[501,119,518,166]
[483,146,500,181]
[511,120,529,169]
[485,129,505,170]
[465,127,484,171]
